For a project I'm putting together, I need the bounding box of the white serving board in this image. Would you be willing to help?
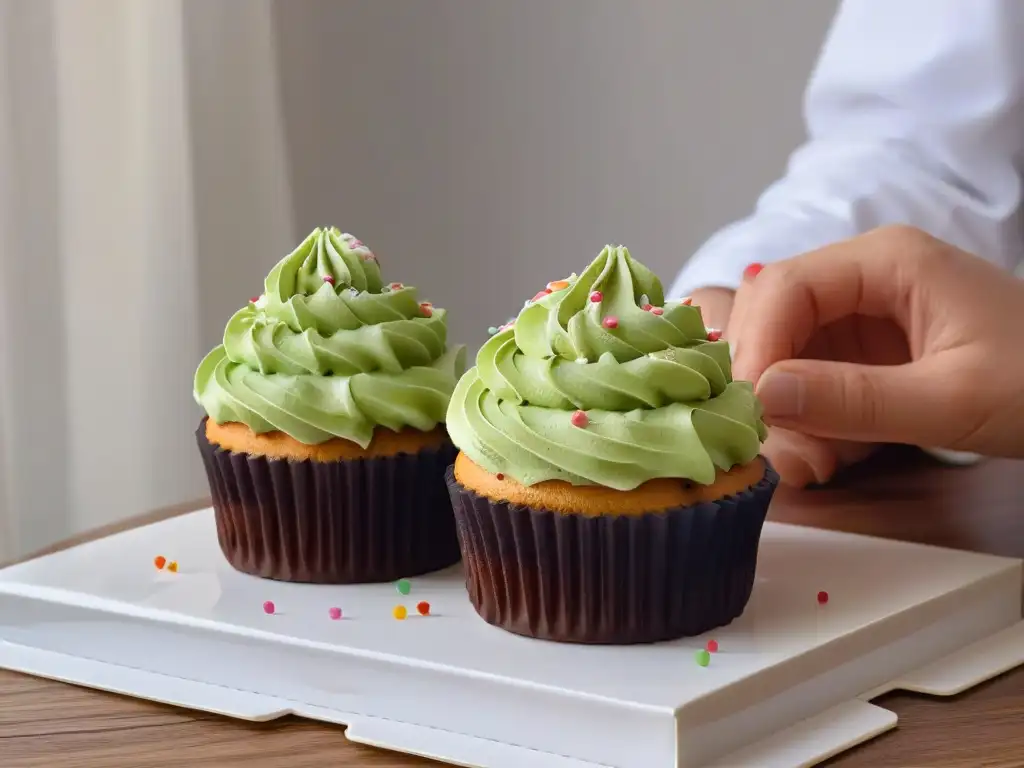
[1,509,1022,768]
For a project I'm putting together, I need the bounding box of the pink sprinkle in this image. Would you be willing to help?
[531,290,550,303]
[706,639,719,653]
[351,239,364,248]
[602,316,619,329]
[641,304,653,311]
[263,600,275,615]
[323,275,335,285]
[390,282,403,290]
[250,296,260,304]
[707,329,722,342]
[420,303,433,317]
[589,291,603,303]
[570,410,589,428]
[328,606,342,620]
[651,307,664,315]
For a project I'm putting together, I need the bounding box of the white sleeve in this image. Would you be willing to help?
[670,0,1024,297]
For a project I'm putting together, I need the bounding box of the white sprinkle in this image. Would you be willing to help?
[254,295,268,309]
[575,356,588,364]
[640,294,650,307]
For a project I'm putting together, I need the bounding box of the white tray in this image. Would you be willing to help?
[1,509,1022,768]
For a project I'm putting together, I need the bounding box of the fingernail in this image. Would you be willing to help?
[743,262,764,280]
[756,371,803,419]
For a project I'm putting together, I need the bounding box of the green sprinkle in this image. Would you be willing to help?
[695,649,711,667]
[487,326,499,336]
[396,579,412,596]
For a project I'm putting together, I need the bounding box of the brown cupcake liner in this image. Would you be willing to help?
[197,418,461,583]
[446,461,779,644]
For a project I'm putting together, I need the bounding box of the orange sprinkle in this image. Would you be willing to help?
[167,561,179,573]
[154,555,166,570]
[393,605,408,620]
[546,280,570,291]
[681,297,693,306]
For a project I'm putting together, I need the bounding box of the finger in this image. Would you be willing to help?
[732,230,914,383]
[762,428,878,487]
[724,262,766,358]
[688,287,735,337]
[755,356,958,445]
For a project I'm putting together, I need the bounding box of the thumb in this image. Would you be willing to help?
[754,359,954,447]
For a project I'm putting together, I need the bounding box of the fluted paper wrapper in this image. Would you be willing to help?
[197,419,461,583]
[446,461,779,644]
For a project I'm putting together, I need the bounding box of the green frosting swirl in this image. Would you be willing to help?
[446,245,767,490]
[195,227,465,447]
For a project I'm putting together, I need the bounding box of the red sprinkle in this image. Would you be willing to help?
[496,473,504,481]
[570,410,589,428]
[390,282,403,290]
[531,290,551,302]
[263,600,276,615]
[328,606,342,620]
[817,590,829,605]
[707,329,723,342]
[420,303,433,317]
[323,275,335,285]
[641,304,653,311]
[651,307,664,316]
[417,601,431,616]
[589,291,603,303]
[602,316,619,329]
[250,296,260,304]
[681,297,693,306]
[744,262,764,279]
[706,639,719,653]
[154,555,166,570]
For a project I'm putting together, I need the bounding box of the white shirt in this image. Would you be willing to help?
[670,0,1024,297]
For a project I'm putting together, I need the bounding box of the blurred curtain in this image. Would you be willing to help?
[0,0,294,559]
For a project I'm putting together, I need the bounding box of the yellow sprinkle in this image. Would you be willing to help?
[167,561,178,573]
[392,605,408,620]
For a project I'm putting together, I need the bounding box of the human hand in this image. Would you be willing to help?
[691,287,882,487]
[730,225,1024,458]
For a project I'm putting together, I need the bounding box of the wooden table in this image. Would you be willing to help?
[3,447,1024,767]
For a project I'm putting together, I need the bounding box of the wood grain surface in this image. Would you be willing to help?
[3,448,1024,767]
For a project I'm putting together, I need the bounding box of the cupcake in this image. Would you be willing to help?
[194,227,466,583]
[445,245,777,643]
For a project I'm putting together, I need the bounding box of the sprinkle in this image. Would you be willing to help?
[706,639,719,653]
[328,607,342,620]
[396,579,412,596]
[167,561,178,573]
[547,280,570,291]
[250,296,260,304]
[390,282,403,291]
[496,473,504,481]
[744,262,764,279]
[361,251,376,261]
[393,605,408,620]
[640,294,650,306]
[531,291,549,303]
[642,304,653,311]
[681,297,693,306]
[589,291,603,303]
[263,600,276,615]
[420,303,433,318]
[487,326,499,336]
[695,649,711,667]
[575,356,588,364]
[602,316,619,329]
[707,329,723,342]
[154,555,166,570]
[417,601,431,616]
[817,590,829,605]
[651,307,664,315]
[323,275,335,285]
[571,410,589,428]
[350,238,364,248]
